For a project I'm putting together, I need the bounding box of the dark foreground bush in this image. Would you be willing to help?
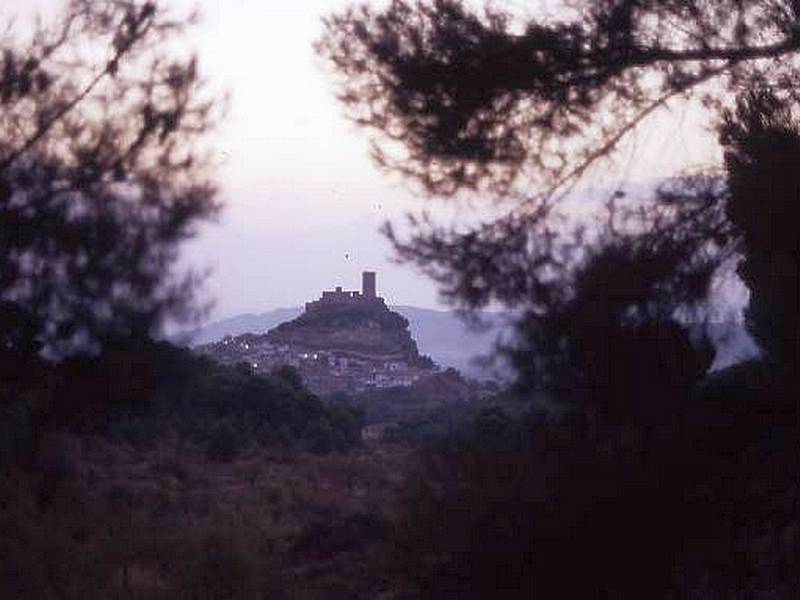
[206,421,239,463]
[142,342,364,454]
[1,340,364,475]
[180,530,260,599]
[294,512,390,558]
[395,370,800,598]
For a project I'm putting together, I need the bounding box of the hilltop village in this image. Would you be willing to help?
[199,272,441,395]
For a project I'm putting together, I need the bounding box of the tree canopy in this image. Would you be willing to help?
[319,3,800,594]
[320,0,800,197]
[0,0,221,358]
[721,90,800,370]
[319,0,800,379]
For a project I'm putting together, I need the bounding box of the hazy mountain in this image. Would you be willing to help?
[392,306,512,378]
[180,305,512,379]
[178,307,303,347]
[179,306,759,379]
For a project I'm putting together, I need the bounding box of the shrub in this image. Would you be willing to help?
[293,512,390,558]
[181,530,259,599]
[301,418,339,454]
[205,422,239,463]
[0,398,35,469]
[107,415,159,448]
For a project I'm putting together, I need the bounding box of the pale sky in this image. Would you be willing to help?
[3,0,725,321]
[165,0,447,317]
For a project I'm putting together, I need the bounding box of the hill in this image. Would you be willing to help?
[177,307,303,346]
[181,306,759,377]
[267,298,425,363]
[181,305,512,379]
[196,295,446,395]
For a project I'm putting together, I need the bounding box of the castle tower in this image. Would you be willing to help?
[362,271,376,298]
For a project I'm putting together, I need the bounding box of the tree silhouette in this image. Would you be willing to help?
[321,4,800,593]
[319,0,800,197]
[319,0,799,375]
[0,0,221,358]
[720,90,800,371]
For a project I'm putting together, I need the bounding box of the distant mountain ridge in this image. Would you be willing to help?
[180,305,512,379]
[180,307,303,346]
[180,307,760,378]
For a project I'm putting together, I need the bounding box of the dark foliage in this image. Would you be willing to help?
[205,421,239,462]
[398,382,800,597]
[181,530,259,599]
[271,364,305,391]
[721,90,800,370]
[0,0,221,359]
[119,343,365,454]
[317,0,785,337]
[319,0,800,197]
[506,237,718,417]
[293,512,390,559]
[321,1,800,596]
[317,0,800,394]
[0,340,363,469]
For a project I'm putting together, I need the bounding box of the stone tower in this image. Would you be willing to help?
[362,271,376,298]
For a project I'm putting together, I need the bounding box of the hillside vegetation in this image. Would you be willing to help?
[268,301,426,363]
[1,341,363,471]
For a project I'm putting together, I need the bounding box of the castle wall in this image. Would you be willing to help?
[305,271,381,313]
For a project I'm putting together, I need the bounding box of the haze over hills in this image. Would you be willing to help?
[180,265,759,379]
[185,305,511,380]
[183,306,759,378]
[180,307,304,346]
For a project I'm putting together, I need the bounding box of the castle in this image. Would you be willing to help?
[199,269,442,395]
[304,271,385,313]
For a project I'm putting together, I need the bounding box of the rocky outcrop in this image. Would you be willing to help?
[267,298,431,367]
[196,292,438,395]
